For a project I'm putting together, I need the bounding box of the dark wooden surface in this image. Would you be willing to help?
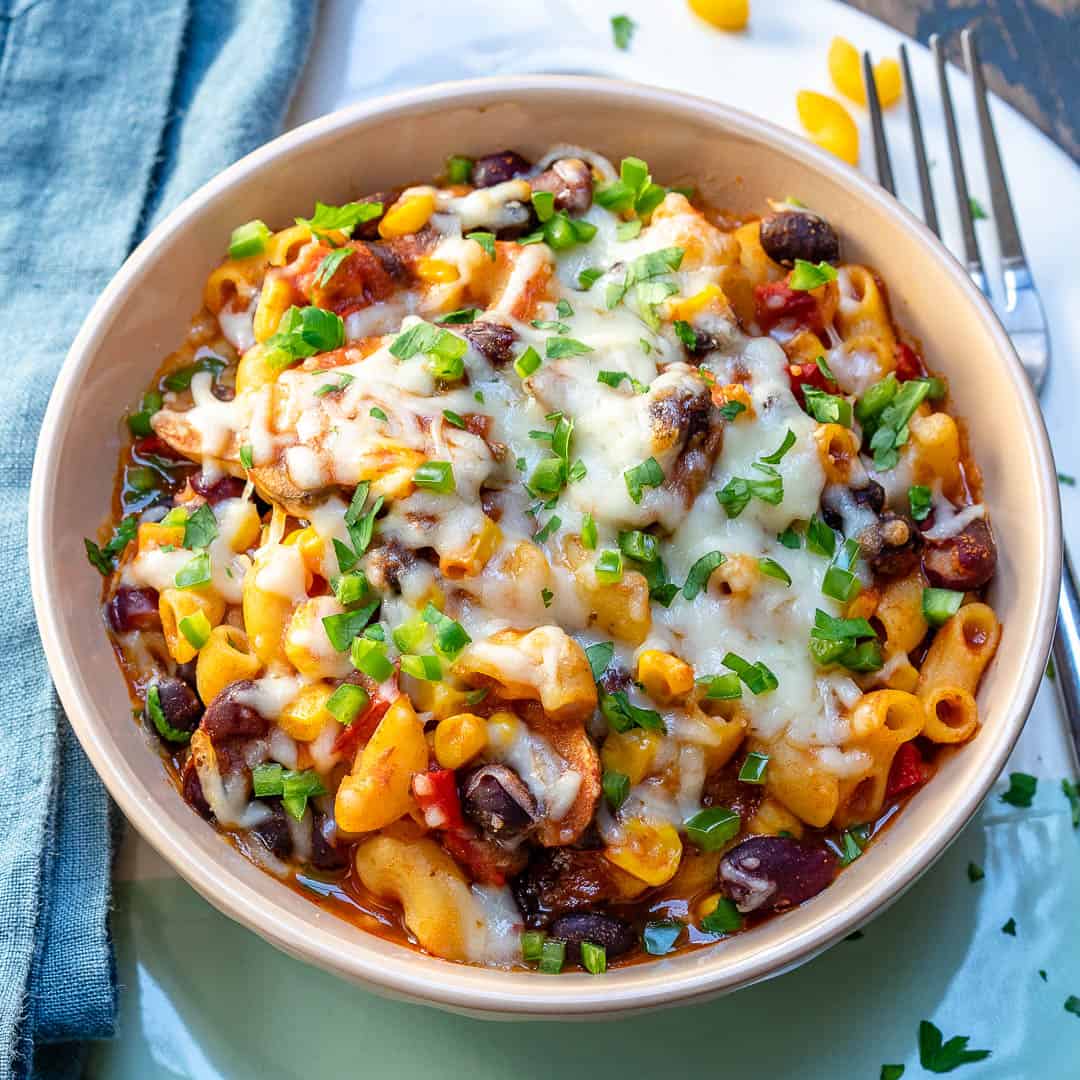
[845,0,1080,162]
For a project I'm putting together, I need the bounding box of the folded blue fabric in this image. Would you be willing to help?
[0,2,317,1077]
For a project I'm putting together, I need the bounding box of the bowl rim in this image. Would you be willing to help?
[28,74,1062,1016]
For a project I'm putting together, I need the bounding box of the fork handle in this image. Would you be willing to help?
[1053,544,1080,761]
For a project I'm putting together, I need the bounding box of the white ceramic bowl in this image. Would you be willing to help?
[29,76,1060,1018]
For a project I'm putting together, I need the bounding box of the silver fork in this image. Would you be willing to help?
[863,31,1080,749]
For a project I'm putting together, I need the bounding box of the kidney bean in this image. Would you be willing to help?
[461,764,537,840]
[548,911,636,965]
[512,848,630,927]
[718,836,837,914]
[759,210,840,267]
[310,810,349,871]
[462,321,518,366]
[471,150,531,188]
[107,587,160,633]
[190,471,245,504]
[252,801,293,859]
[922,517,997,591]
[530,158,593,214]
[201,680,268,743]
[149,675,203,736]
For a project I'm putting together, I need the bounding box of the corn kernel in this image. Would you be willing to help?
[601,729,660,785]
[688,0,749,31]
[604,819,683,886]
[408,679,467,719]
[416,257,460,284]
[828,36,902,109]
[378,194,436,239]
[696,892,723,921]
[637,649,695,704]
[434,712,488,769]
[137,521,185,555]
[252,274,295,344]
[796,91,859,166]
[279,683,334,742]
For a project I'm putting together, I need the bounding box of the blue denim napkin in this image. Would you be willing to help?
[0,2,316,1076]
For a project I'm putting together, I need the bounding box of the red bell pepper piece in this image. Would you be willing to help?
[787,359,833,409]
[331,683,394,757]
[412,769,465,832]
[441,829,507,887]
[886,741,925,798]
[754,280,824,336]
[894,341,923,382]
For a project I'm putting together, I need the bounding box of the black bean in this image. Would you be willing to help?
[190,471,246,505]
[718,836,837,914]
[181,757,212,819]
[461,764,537,840]
[310,810,348,871]
[759,210,840,266]
[549,911,636,965]
[471,150,531,188]
[149,675,203,736]
[252,801,293,859]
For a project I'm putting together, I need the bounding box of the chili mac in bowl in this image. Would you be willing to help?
[29,77,1059,1016]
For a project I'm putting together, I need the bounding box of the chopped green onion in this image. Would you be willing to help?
[84,516,138,575]
[585,641,614,681]
[521,930,545,963]
[239,445,254,470]
[738,752,769,784]
[183,503,218,550]
[815,354,836,382]
[295,200,383,237]
[332,571,369,608]
[514,345,542,379]
[700,897,744,934]
[802,386,852,427]
[421,603,472,660]
[446,155,473,184]
[252,762,284,797]
[322,603,379,651]
[442,409,467,429]
[617,219,642,241]
[127,390,164,437]
[683,550,726,599]
[718,400,746,421]
[723,652,778,695]
[618,529,659,565]
[602,770,631,811]
[400,654,443,681]
[778,526,801,549]
[178,610,212,650]
[467,231,496,260]
[624,457,664,504]
[642,920,682,956]
[546,336,593,359]
[610,13,636,50]
[698,673,742,700]
[909,485,932,521]
[581,941,607,974]
[789,259,838,291]
[758,557,791,586]
[806,515,837,558]
[922,587,963,627]
[413,461,455,494]
[350,637,394,682]
[684,806,740,851]
[600,691,663,733]
[125,466,157,493]
[368,406,388,422]
[436,307,480,325]
[595,549,623,584]
[281,769,328,822]
[325,683,370,725]
[531,190,555,222]
[228,219,271,259]
[581,512,598,550]
[673,320,697,348]
[597,369,647,393]
[174,551,211,590]
[831,824,869,866]
[315,373,355,397]
[264,306,345,371]
[145,684,192,744]
[539,938,566,974]
[532,514,561,543]
[578,267,603,290]
[760,429,796,464]
[392,614,429,655]
[1000,772,1037,808]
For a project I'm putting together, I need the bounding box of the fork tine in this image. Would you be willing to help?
[930,33,988,296]
[899,43,940,237]
[961,29,1026,268]
[863,51,895,195]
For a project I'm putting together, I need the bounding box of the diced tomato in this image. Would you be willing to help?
[886,741,926,798]
[290,241,397,318]
[331,683,394,757]
[754,281,824,336]
[893,341,923,382]
[412,768,465,832]
[787,359,833,409]
[441,830,507,887]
